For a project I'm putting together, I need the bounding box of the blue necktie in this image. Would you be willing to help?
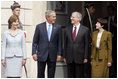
[48,24,51,41]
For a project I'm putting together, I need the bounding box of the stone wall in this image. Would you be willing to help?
[1,1,47,78]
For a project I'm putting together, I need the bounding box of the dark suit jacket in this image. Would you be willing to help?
[82,14,96,33]
[63,24,89,64]
[104,16,117,35]
[104,16,117,29]
[32,22,62,62]
[104,16,117,46]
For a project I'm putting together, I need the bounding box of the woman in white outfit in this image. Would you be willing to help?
[1,15,27,78]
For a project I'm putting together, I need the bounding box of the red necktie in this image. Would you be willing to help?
[73,26,77,41]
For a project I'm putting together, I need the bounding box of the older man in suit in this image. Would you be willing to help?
[63,11,89,78]
[32,10,62,78]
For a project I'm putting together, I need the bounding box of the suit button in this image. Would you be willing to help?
[49,44,51,47]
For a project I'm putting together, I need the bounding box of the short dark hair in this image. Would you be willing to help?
[11,1,21,11]
[8,15,19,29]
[96,18,107,26]
[84,3,94,9]
[107,5,115,11]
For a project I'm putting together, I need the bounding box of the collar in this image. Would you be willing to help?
[46,21,52,26]
[73,23,80,28]
[8,29,21,36]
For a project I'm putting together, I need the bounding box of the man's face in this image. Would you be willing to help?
[12,8,20,16]
[88,6,95,14]
[47,12,56,24]
[70,13,80,25]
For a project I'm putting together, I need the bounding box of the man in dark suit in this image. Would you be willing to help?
[82,3,95,78]
[32,10,62,78]
[83,3,96,33]
[63,11,89,78]
[104,5,117,78]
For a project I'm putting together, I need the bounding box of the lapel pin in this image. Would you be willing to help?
[54,27,56,29]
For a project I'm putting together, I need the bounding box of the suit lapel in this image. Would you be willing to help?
[94,30,106,49]
[99,30,106,49]
[43,22,48,41]
[94,31,98,47]
[50,23,56,41]
[74,25,82,41]
[69,25,73,41]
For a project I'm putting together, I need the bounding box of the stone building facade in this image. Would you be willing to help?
[1,1,47,78]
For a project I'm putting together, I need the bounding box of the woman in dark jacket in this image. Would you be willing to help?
[91,18,112,78]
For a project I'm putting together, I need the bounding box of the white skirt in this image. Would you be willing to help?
[4,56,23,77]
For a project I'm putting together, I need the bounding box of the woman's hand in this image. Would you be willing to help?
[83,59,88,63]
[22,59,26,66]
[107,62,112,67]
[1,60,6,67]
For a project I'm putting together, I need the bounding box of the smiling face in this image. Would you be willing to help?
[46,12,56,24]
[70,13,80,25]
[11,19,19,29]
[95,22,103,30]
[8,15,19,29]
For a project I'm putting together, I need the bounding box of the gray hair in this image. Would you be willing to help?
[72,11,82,21]
[45,10,56,17]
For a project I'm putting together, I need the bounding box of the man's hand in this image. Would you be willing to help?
[57,56,62,62]
[63,58,66,63]
[1,60,5,67]
[33,54,38,61]
[83,59,88,63]
[22,59,26,66]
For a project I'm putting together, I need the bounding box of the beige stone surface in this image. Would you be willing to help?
[1,1,15,8]
[32,1,47,26]
[24,10,32,26]
[1,26,8,40]
[1,9,12,24]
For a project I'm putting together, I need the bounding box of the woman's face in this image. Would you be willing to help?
[95,22,103,29]
[11,19,19,29]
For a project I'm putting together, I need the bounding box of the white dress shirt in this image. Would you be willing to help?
[72,23,80,37]
[96,30,104,48]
